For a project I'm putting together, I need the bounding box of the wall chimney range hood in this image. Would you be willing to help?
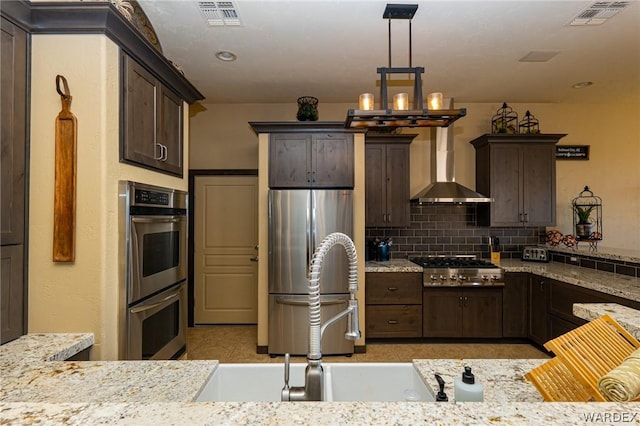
[411,101,492,204]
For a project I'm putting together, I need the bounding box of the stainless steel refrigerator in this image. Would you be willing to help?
[268,189,354,356]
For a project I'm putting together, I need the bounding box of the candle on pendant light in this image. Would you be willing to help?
[427,92,443,110]
[359,93,375,110]
[393,93,409,110]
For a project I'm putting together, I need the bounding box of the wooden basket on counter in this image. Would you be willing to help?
[526,314,640,402]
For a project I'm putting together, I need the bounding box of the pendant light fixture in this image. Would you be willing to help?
[344,4,466,129]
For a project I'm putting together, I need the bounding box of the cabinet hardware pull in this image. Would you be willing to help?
[388,213,391,222]
[250,256,259,261]
[161,144,168,161]
[387,287,398,291]
[154,143,163,160]
[388,320,398,325]
[524,213,529,222]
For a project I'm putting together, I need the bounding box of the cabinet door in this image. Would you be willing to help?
[1,18,27,246]
[366,305,422,338]
[122,56,158,168]
[1,245,25,344]
[158,86,183,176]
[490,144,522,226]
[385,144,410,226]
[365,272,421,304]
[312,133,354,188]
[462,288,502,338]
[364,144,387,226]
[522,144,555,226]
[269,133,312,188]
[502,273,529,338]
[528,277,549,346]
[423,288,463,337]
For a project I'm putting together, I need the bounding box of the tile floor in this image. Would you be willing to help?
[187,325,550,363]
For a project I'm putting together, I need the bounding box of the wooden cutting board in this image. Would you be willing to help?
[53,75,77,262]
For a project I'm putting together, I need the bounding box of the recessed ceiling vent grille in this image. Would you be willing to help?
[569,1,630,25]
[198,1,241,26]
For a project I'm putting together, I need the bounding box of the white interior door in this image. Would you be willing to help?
[195,175,258,324]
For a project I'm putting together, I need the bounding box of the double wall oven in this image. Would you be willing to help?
[119,181,187,360]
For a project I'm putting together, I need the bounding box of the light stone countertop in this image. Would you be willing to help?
[2,334,639,424]
[365,258,640,302]
[364,259,423,272]
[499,259,640,302]
[0,333,94,364]
[573,303,640,340]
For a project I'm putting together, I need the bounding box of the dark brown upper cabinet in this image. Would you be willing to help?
[365,134,416,227]
[269,132,354,188]
[1,16,27,344]
[121,54,184,177]
[470,134,566,227]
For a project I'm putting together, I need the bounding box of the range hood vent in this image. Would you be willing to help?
[411,100,492,204]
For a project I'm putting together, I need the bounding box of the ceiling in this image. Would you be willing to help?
[137,0,640,105]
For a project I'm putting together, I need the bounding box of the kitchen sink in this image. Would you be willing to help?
[324,363,434,402]
[195,363,310,402]
[195,362,434,402]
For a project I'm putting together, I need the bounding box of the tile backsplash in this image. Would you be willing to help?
[366,203,545,260]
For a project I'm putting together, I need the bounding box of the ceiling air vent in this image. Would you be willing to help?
[569,1,630,26]
[197,1,242,26]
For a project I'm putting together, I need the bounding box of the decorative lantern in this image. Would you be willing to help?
[491,102,518,134]
[519,110,540,134]
[572,186,603,250]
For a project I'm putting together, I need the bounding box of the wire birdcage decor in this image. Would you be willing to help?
[572,186,603,250]
[491,102,519,134]
[519,110,540,134]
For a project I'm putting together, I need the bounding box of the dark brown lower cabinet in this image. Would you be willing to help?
[528,276,549,346]
[423,288,502,338]
[1,245,25,343]
[502,273,529,338]
[547,278,640,340]
[365,272,422,338]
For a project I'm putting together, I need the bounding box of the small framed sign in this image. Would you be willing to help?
[556,145,590,160]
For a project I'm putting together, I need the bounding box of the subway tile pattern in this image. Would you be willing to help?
[550,251,639,277]
[366,203,545,260]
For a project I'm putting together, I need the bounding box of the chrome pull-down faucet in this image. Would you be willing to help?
[281,232,360,401]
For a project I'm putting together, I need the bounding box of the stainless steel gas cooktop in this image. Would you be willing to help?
[410,256,504,287]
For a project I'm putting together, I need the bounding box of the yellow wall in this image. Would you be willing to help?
[191,101,639,251]
[29,34,188,360]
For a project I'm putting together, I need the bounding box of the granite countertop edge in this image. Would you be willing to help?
[2,333,638,424]
[365,259,640,302]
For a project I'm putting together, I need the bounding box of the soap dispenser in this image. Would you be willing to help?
[454,366,484,402]
[434,374,448,402]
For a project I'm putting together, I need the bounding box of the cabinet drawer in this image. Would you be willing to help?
[365,272,422,304]
[365,305,422,338]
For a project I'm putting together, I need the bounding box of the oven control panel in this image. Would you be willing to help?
[522,246,549,262]
[135,189,170,206]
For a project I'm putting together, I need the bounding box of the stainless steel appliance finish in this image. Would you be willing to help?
[411,256,504,287]
[120,181,188,360]
[411,99,492,204]
[268,294,352,355]
[522,246,549,262]
[127,281,187,360]
[268,190,354,355]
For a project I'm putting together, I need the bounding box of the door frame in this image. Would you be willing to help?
[187,169,258,326]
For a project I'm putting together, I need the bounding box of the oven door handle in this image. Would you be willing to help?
[131,216,184,224]
[130,292,180,314]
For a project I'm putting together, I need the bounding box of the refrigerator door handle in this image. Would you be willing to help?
[274,296,346,306]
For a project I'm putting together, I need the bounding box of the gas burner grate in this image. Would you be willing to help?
[410,257,497,268]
